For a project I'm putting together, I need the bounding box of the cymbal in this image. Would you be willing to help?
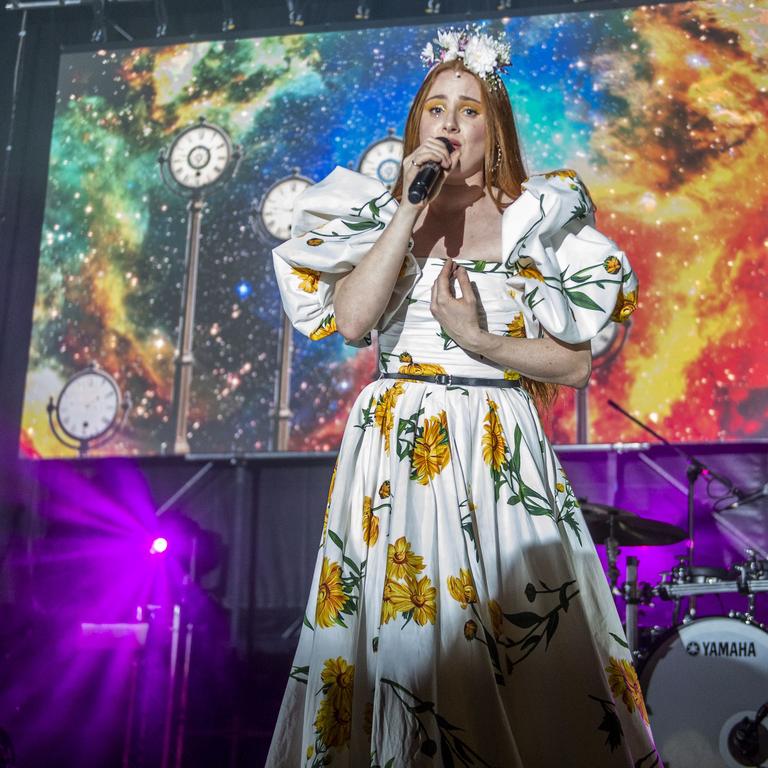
[579,502,687,546]
[580,501,638,518]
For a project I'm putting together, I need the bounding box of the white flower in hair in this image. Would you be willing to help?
[463,34,500,78]
[423,26,511,81]
[436,29,461,61]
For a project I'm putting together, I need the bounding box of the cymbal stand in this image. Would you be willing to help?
[624,556,639,657]
[600,509,638,655]
[671,595,682,627]
[674,553,697,622]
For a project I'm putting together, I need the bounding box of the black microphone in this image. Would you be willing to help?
[726,483,768,510]
[408,137,455,204]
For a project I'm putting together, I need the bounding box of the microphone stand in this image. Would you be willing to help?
[607,400,743,571]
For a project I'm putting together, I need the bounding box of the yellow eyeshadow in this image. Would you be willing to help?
[423,98,482,113]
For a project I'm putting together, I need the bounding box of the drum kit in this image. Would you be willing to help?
[586,399,768,766]
[582,500,768,768]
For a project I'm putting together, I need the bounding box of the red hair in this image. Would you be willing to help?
[392,61,558,407]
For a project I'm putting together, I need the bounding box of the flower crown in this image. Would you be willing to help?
[420,26,511,83]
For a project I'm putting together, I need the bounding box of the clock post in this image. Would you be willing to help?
[159,117,241,454]
[173,192,204,454]
[251,169,313,451]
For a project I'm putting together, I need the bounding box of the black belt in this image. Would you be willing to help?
[378,372,521,388]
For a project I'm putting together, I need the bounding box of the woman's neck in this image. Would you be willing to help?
[429,171,486,215]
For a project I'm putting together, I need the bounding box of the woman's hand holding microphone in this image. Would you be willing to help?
[400,137,460,214]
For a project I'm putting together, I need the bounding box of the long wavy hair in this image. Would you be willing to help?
[392,60,557,407]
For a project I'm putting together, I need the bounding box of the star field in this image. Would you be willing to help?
[20,1,768,457]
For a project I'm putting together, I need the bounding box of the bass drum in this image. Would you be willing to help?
[639,616,768,768]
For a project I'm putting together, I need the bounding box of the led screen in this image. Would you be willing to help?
[20,1,768,458]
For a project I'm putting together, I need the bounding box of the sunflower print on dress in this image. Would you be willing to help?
[380,536,437,627]
[291,266,320,293]
[309,314,337,340]
[381,575,437,627]
[306,657,355,765]
[362,496,379,546]
[397,351,447,376]
[482,398,506,472]
[315,557,346,629]
[610,287,638,323]
[505,312,526,338]
[605,657,649,725]
[321,460,338,545]
[412,411,451,485]
[373,382,405,454]
[447,568,479,609]
[314,527,367,630]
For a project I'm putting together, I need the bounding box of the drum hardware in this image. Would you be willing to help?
[740,578,768,617]
[733,557,759,621]
[727,610,766,631]
[622,574,657,660]
[654,556,734,624]
[727,701,768,766]
[734,549,768,582]
[602,403,768,765]
[624,555,639,655]
[578,501,628,594]
[672,556,731,585]
[731,549,768,622]
[578,500,627,598]
[579,499,689,654]
[648,549,768,631]
[638,616,768,768]
[668,555,737,621]
[635,624,665,663]
[611,554,666,660]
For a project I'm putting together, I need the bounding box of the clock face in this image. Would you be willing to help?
[359,137,403,188]
[57,370,120,442]
[168,123,232,189]
[259,176,313,241]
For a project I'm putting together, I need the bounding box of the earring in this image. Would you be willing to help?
[492,144,502,172]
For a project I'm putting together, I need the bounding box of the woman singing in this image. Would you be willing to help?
[267,26,657,767]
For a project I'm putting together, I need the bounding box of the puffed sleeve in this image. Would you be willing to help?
[272,166,420,347]
[502,169,638,344]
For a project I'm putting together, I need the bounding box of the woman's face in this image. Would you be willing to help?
[418,68,487,182]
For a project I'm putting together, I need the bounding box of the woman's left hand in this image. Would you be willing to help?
[430,259,486,351]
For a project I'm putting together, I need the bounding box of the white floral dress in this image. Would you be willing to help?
[266,167,659,767]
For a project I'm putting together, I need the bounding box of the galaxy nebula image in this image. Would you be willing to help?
[20,1,768,458]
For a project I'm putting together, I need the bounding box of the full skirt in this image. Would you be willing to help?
[265,379,660,767]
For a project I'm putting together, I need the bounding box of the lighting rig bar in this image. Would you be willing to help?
[4,0,150,8]
[4,0,166,41]
[4,0,154,8]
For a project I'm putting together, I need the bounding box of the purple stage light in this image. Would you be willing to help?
[149,536,168,555]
